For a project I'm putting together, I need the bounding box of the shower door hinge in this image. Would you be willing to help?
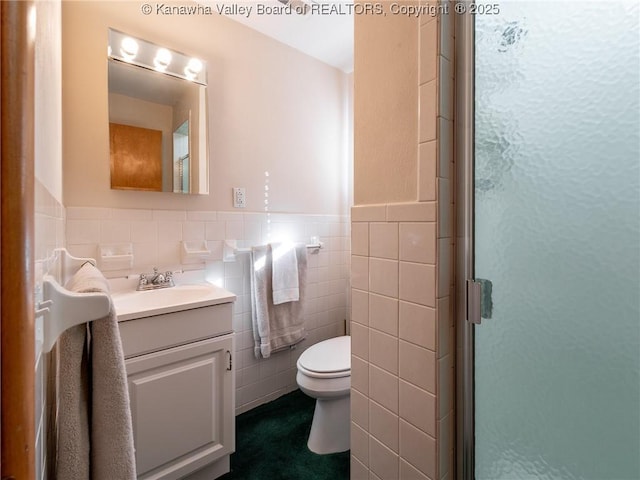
[467,278,493,324]
[467,279,482,324]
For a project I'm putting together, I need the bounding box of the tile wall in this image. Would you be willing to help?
[65,207,351,414]
[34,181,66,480]
[350,6,456,480]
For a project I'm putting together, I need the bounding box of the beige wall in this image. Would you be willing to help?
[353,11,418,205]
[35,0,63,202]
[63,1,351,215]
[351,5,455,480]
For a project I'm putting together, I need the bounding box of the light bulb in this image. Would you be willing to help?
[120,37,138,60]
[154,48,172,70]
[187,58,203,73]
[184,58,203,80]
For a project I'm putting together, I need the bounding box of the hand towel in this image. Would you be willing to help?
[251,244,308,358]
[56,263,137,480]
[56,323,91,480]
[271,242,299,305]
[250,245,271,358]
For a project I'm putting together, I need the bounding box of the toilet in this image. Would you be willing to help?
[296,335,351,454]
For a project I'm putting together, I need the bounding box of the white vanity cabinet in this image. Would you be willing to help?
[118,301,235,480]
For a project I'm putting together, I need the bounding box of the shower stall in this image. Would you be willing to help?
[456,2,640,479]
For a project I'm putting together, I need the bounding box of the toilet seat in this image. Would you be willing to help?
[297,336,351,379]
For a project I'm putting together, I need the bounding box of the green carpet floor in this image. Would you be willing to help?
[220,389,350,480]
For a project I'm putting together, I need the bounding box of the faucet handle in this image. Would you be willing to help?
[139,274,148,285]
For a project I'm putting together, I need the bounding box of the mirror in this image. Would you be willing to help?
[107,29,209,194]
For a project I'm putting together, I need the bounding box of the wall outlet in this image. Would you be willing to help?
[233,187,246,208]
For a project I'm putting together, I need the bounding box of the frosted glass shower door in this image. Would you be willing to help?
[474,2,640,479]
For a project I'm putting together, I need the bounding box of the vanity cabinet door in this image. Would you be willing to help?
[125,334,235,480]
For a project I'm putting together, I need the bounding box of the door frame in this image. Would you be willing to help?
[454,6,475,480]
[1,1,36,478]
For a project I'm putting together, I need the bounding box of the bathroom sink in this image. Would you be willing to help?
[112,282,236,321]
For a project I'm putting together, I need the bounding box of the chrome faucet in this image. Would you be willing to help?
[137,267,175,290]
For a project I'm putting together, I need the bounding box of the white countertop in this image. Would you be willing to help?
[109,271,236,322]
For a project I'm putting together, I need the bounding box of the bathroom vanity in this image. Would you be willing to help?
[112,281,236,480]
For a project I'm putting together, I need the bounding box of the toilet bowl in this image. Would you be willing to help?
[296,335,351,454]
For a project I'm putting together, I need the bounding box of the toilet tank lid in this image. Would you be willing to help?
[298,335,351,373]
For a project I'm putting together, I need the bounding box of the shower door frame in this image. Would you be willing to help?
[454,7,475,480]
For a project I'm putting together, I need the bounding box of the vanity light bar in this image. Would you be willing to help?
[107,29,207,86]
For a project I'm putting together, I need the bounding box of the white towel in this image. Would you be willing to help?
[250,244,307,358]
[271,242,299,305]
[57,262,137,480]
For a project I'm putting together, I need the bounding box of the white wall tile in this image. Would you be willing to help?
[183,221,206,241]
[207,240,224,261]
[157,241,181,268]
[157,221,183,242]
[243,221,262,244]
[131,221,158,244]
[100,220,131,243]
[111,208,152,221]
[153,209,187,221]
[132,242,158,269]
[205,221,225,240]
[66,219,100,244]
[187,211,217,221]
[66,206,110,220]
[225,220,244,241]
